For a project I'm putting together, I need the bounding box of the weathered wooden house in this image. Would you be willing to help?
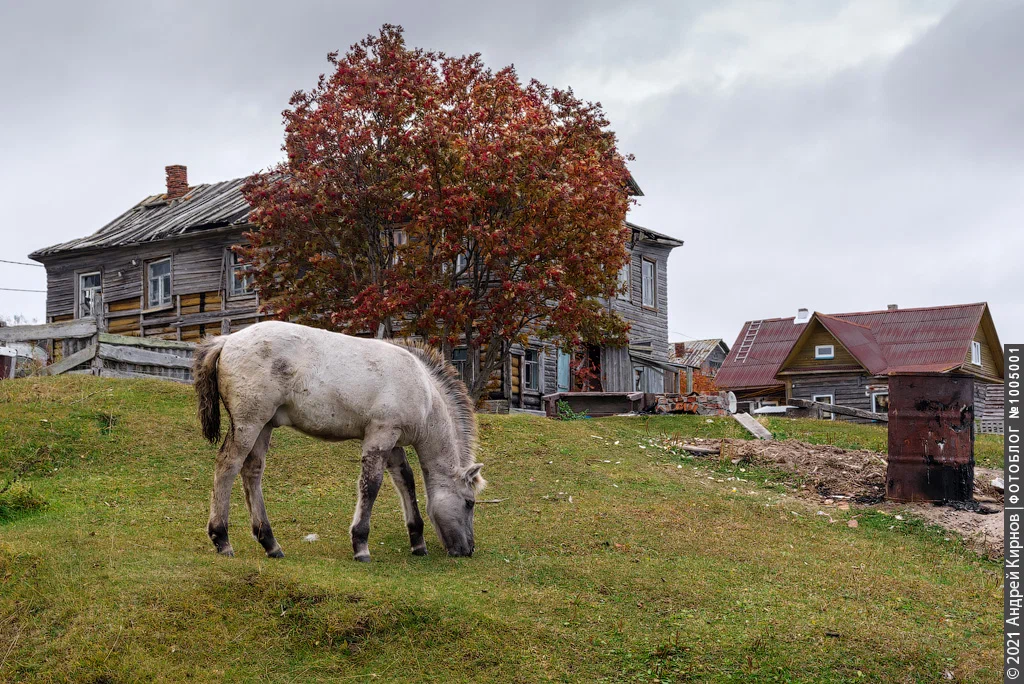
[671,339,729,376]
[30,166,683,411]
[29,166,260,342]
[716,303,1004,427]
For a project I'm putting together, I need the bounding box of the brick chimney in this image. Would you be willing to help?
[674,342,686,358]
[887,304,898,311]
[165,165,188,199]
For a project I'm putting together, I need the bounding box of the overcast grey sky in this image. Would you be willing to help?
[1,0,1020,346]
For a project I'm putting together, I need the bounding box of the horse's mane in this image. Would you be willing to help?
[391,340,479,467]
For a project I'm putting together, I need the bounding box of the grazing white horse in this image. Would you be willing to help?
[192,321,485,561]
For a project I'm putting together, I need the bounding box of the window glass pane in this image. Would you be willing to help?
[148,260,171,306]
[524,350,539,390]
[641,260,655,307]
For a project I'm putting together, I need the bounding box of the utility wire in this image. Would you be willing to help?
[0,259,42,267]
[0,287,45,293]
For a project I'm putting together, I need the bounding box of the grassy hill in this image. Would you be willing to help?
[0,377,1001,682]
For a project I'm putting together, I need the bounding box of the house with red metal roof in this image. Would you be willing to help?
[716,303,1003,426]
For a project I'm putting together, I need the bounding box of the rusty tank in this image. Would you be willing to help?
[885,373,975,503]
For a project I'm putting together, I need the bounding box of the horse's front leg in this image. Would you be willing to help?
[386,447,427,556]
[350,428,396,562]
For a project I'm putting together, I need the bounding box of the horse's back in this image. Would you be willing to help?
[216,321,434,440]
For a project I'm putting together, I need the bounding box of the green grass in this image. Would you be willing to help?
[761,417,1005,469]
[0,377,1002,682]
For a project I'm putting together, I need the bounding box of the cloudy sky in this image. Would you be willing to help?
[1,0,1021,347]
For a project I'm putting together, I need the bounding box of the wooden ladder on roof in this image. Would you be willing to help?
[733,320,762,363]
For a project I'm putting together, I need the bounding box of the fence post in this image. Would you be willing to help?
[90,299,103,376]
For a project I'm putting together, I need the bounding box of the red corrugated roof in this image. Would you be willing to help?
[717,303,990,390]
[716,317,807,389]
[816,315,888,375]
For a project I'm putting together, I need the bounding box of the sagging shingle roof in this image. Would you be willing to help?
[29,173,676,260]
[717,302,997,390]
[30,177,251,260]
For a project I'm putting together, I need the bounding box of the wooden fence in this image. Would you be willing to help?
[0,320,195,383]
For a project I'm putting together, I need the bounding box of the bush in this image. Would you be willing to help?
[556,401,589,421]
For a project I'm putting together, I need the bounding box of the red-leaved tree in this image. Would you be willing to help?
[242,25,634,400]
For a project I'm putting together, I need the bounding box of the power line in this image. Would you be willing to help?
[0,287,45,293]
[0,259,42,267]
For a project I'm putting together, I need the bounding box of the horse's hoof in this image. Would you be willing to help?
[353,553,371,563]
[412,546,427,556]
[267,547,284,559]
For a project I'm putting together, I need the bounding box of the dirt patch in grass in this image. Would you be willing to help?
[668,437,1005,557]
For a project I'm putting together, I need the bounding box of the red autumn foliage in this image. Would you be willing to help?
[241,25,634,400]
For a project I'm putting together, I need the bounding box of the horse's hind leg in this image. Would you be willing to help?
[349,426,398,562]
[208,423,262,557]
[386,447,427,556]
[241,423,283,558]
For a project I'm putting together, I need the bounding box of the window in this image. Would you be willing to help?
[78,272,102,318]
[391,229,408,266]
[456,251,469,273]
[634,366,646,391]
[617,261,631,300]
[146,258,172,308]
[971,340,982,366]
[451,347,470,385]
[523,349,540,391]
[641,258,656,308]
[872,392,889,414]
[228,251,255,297]
[812,394,835,420]
[814,345,835,360]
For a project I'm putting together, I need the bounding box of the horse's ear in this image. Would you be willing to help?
[463,463,486,493]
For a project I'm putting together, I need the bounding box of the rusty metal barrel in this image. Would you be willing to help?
[886,373,974,502]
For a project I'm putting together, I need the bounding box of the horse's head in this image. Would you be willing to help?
[428,463,485,557]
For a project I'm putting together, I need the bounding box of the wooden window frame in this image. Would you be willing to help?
[226,249,256,299]
[814,344,835,360]
[145,256,173,311]
[523,348,540,393]
[812,393,835,420]
[640,257,656,310]
[77,270,102,319]
[871,391,889,414]
[971,340,982,366]
[451,346,471,386]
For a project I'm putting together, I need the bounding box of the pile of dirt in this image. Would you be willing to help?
[668,437,1004,558]
[721,438,888,503]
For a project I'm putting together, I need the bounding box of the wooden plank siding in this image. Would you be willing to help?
[789,373,885,423]
[605,240,674,393]
[781,320,862,371]
[40,227,259,341]
[962,321,1001,380]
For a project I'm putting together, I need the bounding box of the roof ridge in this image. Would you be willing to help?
[832,302,986,317]
[815,313,873,330]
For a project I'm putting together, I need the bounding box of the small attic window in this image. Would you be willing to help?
[815,345,835,360]
[971,340,982,366]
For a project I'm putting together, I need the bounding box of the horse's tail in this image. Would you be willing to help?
[193,335,227,444]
